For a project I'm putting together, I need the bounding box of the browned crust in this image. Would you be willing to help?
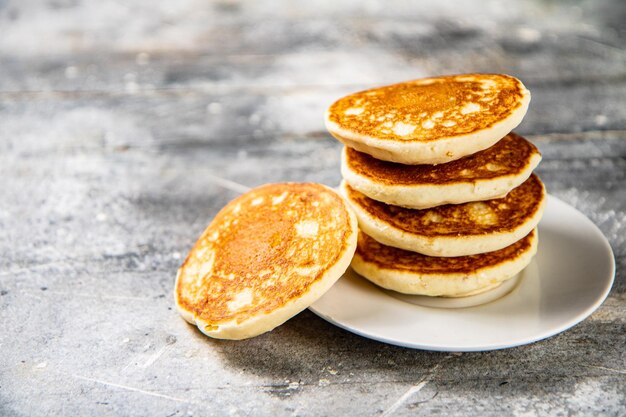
[356,229,535,274]
[176,183,354,327]
[345,174,545,236]
[327,73,526,142]
[345,132,540,185]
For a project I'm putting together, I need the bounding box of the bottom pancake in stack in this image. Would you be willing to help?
[352,229,537,297]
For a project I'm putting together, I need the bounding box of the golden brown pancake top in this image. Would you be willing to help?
[345,132,540,185]
[356,229,535,274]
[176,183,354,329]
[345,174,545,236]
[327,73,527,142]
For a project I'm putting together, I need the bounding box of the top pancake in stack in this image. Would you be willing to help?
[326,73,545,297]
[326,73,530,165]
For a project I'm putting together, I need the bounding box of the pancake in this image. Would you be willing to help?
[341,132,542,209]
[325,73,530,164]
[341,174,545,257]
[352,229,538,296]
[175,183,357,340]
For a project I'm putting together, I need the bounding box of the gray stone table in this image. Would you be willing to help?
[1,1,624,416]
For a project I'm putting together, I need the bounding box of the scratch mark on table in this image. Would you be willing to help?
[141,344,172,369]
[380,355,455,416]
[0,260,73,277]
[205,173,250,194]
[72,374,196,404]
[381,380,430,417]
[584,365,626,375]
[28,290,154,302]
[577,35,626,54]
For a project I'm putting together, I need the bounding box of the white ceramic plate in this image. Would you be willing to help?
[309,195,615,352]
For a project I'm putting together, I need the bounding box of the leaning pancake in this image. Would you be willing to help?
[175,183,357,340]
[352,229,538,297]
[326,74,530,164]
[341,174,545,257]
[342,132,541,209]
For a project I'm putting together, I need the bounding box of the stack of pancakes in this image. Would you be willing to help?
[326,73,546,297]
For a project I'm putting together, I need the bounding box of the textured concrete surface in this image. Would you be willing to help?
[0,0,625,416]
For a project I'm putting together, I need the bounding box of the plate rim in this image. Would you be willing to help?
[309,194,616,352]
